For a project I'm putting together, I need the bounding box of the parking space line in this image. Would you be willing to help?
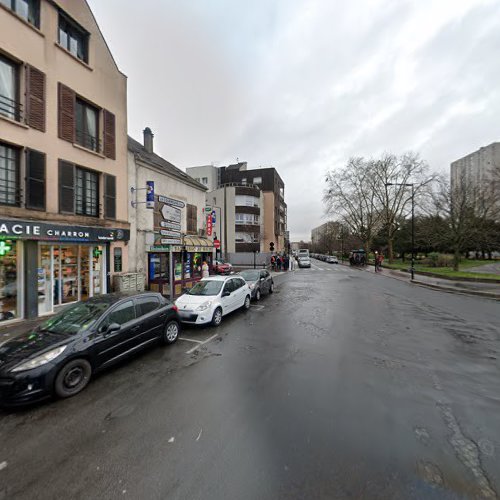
[178,337,203,344]
[186,334,219,354]
[251,305,265,311]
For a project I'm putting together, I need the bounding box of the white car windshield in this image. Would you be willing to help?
[188,280,224,296]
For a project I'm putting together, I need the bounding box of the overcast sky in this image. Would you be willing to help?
[88,0,500,241]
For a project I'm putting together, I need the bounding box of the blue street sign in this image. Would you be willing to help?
[212,210,216,223]
[146,181,155,209]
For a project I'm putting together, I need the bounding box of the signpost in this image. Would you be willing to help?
[160,220,181,230]
[161,205,181,223]
[213,239,220,249]
[206,214,213,236]
[158,195,186,209]
[146,181,155,209]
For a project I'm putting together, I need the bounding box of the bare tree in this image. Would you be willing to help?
[324,157,380,252]
[433,171,499,270]
[371,152,436,262]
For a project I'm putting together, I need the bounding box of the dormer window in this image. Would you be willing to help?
[58,12,89,63]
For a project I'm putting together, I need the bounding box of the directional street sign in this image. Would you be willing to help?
[160,220,181,230]
[160,229,181,238]
[158,196,185,209]
[161,238,182,245]
[161,205,181,223]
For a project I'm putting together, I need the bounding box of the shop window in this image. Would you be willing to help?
[0,239,18,321]
[136,296,160,317]
[58,11,89,63]
[187,204,197,234]
[75,98,99,152]
[149,253,169,281]
[0,142,20,206]
[0,0,40,27]
[75,167,99,217]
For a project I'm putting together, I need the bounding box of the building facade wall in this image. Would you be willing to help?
[185,165,219,192]
[0,0,129,322]
[128,153,207,275]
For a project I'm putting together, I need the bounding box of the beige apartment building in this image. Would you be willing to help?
[0,0,129,322]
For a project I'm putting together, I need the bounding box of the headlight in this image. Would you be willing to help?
[11,345,67,373]
[249,283,255,290]
[196,301,212,312]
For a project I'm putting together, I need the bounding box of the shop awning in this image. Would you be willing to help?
[183,236,214,251]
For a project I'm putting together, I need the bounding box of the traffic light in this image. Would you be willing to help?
[269,242,275,252]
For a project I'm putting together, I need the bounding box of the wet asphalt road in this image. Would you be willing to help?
[1,262,499,500]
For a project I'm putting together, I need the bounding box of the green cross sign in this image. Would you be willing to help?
[0,241,12,256]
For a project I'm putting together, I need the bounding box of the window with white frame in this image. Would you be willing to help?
[235,232,259,243]
[235,213,260,225]
[235,194,259,207]
[253,177,262,185]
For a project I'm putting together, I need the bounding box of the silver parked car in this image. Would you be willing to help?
[238,269,274,300]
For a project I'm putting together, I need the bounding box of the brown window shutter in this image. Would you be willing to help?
[104,174,116,219]
[58,83,75,142]
[187,204,197,234]
[59,160,75,213]
[103,109,116,159]
[26,149,46,210]
[26,66,46,131]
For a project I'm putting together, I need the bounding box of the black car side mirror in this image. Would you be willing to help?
[104,323,121,335]
[222,291,231,297]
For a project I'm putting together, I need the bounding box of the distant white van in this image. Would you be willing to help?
[298,249,310,258]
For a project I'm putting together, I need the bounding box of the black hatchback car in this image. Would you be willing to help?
[0,292,180,407]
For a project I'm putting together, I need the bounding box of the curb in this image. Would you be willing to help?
[411,280,500,301]
[341,261,500,300]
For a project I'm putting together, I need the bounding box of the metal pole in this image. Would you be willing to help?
[253,251,256,269]
[169,247,174,301]
[223,186,228,261]
[411,184,415,280]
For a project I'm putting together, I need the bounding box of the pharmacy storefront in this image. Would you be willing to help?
[0,219,129,323]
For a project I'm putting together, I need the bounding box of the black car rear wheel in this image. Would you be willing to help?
[255,289,261,301]
[54,359,92,399]
[163,320,180,344]
[269,282,274,293]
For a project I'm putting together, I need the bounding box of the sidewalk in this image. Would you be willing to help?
[348,263,500,300]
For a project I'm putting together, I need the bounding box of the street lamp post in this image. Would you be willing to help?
[385,183,415,280]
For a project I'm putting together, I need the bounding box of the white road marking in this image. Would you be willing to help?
[0,461,7,471]
[168,437,175,443]
[196,429,203,442]
[178,337,203,344]
[251,305,265,310]
[186,334,219,354]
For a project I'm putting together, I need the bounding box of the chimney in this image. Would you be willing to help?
[143,127,154,153]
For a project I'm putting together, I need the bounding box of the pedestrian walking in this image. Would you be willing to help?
[202,261,209,278]
[374,251,379,272]
[378,253,384,271]
[271,255,276,272]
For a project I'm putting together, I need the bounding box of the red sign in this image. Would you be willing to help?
[214,239,220,249]
[207,215,213,236]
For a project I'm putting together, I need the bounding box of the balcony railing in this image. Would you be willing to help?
[0,94,22,122]
[75,129,102,153]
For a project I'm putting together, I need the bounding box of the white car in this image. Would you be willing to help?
[175,276,251,326]
[326,256,339,264]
